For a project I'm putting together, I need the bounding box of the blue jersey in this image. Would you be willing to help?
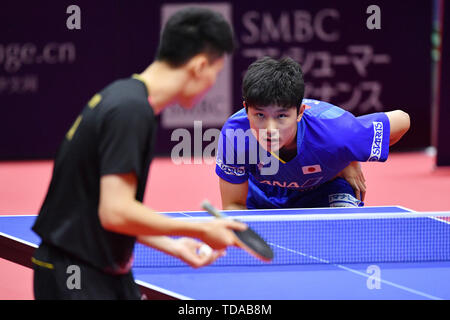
[215,99,391,208]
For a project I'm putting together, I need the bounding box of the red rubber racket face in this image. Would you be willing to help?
[233,227,274,262]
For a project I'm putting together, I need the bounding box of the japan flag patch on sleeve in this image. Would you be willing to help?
[302,165,322,174]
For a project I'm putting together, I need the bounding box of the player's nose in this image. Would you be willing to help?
[266,119,277,132]
[266,121,279,139]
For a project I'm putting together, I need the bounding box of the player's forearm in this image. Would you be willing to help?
[385,110,410,146]
[223,203,247,210]
[219,179,249,211]
[137,236,180,257]
[99,199,206,239]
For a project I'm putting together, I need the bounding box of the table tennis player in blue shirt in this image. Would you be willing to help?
[216,57,410,210]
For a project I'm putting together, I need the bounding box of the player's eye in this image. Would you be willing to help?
[255,113,265,119]
[277,114,288,119]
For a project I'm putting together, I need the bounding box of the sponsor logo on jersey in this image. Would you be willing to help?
[260,180,301,188]
[216,158,246,176]
[259,177,323,190]
[369,121,383,161]
[329,193,361,207]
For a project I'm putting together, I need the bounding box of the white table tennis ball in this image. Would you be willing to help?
[198,244,213,257]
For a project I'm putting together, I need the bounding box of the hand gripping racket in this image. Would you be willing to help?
[201,200,274,262]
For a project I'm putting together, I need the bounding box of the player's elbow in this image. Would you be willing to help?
[396,110,410,134]
[387,110,410,145]
[98,200,128,232]
[99,173,138,232]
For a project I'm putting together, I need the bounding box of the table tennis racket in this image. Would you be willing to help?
[201,200,274,262]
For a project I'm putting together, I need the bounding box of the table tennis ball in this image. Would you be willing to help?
[198,244,213,257]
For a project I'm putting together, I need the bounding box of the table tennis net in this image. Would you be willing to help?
[132,212,450,268]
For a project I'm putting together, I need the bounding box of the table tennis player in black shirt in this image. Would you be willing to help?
[31,7,246,300]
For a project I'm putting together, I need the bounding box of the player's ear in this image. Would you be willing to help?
[187,54,209,78]
[297,104,306,122]
[243,101,248,113]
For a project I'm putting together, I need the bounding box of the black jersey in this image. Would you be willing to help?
[32,76,156,274]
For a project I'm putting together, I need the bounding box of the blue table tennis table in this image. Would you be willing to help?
[1,206,450,300]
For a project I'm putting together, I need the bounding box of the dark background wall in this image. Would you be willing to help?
[0,0,436,160]
[437,0,450,166]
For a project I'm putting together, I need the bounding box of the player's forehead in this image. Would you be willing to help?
[250,104,296,113]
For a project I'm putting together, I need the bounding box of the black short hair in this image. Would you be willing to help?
[243,57,305,111]
[156,7,235,67]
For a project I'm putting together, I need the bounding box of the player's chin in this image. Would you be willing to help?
[268,145,282,153]
[181,88,209,109]
[260,140,281,153]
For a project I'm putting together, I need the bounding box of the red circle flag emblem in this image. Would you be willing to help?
[302,165,322,175]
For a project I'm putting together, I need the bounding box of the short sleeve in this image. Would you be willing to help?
[215,129,249,184]
[343,112,391,162]
[99,104,152,177]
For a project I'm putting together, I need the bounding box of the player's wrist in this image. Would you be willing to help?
[174,220,209,241]
[195,222,211,243]
[169,238,184,258]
